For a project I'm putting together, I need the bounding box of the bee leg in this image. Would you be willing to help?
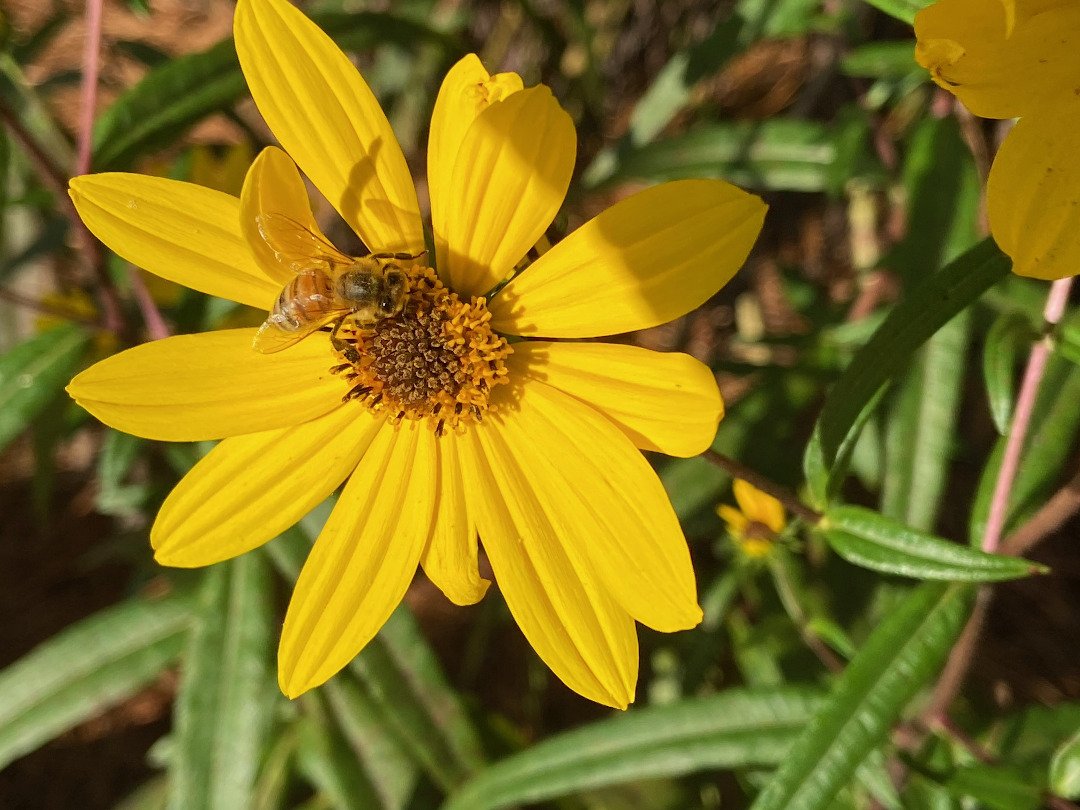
[329,318,355,359]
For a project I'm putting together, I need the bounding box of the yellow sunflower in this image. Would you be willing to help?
[915,0,1080,280]
[67,0,766,708]
[717,480,786,559]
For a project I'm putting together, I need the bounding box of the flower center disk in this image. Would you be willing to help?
[331,266,511,433]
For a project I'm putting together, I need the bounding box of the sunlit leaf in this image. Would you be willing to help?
[818,238,1011,466]
[0,593,193,769]
[442,687,822,810]
[592,119,837,193]
[168,555,276,810]
[823,505,1044,581]
[296,692,384,810]
[92,13,461,170]
[0,323,89,456]
[266,525,483,791]
[1052,727,1080,799]
[748,582,973,810]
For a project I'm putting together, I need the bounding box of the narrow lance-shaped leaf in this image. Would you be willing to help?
[804,387,886,509]
[942,764,1043,810]
[295,691,384,810]
[983,312,1036,435]
[92,13,461,170]
[0,592,193,769]
[592,120,838,193]
[819,238,1011,466]
[266,524,483,790]
[323,675,418,810]
[823,505,1044,582]
[0,323,89,456]
[168,554,276,810]
[970,349,1080,544]
[881,117,980,531]
[748,582,974,810]
[441,687,822,810]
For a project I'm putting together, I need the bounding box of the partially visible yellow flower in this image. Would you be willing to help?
[718,480,786,559]
[66,0,767,708]
[915,0,1080,280]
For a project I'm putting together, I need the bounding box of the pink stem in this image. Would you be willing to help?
[76,0,170,341]
[75,0,102,176]
[983,277,1074,552]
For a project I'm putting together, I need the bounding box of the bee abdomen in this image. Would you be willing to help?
[269,270,335,331]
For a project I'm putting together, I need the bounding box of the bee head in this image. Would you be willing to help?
[376,268,407,318]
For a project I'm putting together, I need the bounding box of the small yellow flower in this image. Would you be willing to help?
[914,0,1080,280]
[66,0,766,707]
[717,480,786,559]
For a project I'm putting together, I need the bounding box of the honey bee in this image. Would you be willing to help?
[252,213,422,354]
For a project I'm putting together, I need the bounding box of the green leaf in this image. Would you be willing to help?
[267,526,483,790]
[1051,726,1080,799]
[943,764,1043,810]
[350,609,485,790]
[748,582,973,810]
[818,238,1011,466]
[804,387,887,509]
[168,555,276,810]
[296,692,385,810]
[441,687,822,810]
[823,505,1044,581]
[880,117,980,530]
[840,42,919,80]
[970,349,1080,544]
[0,593,193,769]
[96,429,148,516]
[983,312,1037,435]
[250,728,298,810]
[92,13,461,169]
[323,675,418,810]
[593,119,837,193]
[0,323,89,455]
[860,0,934,24]
[881,312,971,531]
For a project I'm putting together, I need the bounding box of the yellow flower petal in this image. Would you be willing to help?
[152,406,382,567]
[240,146,326,286]
[914,0,1080,119]
[490,379,701,633]
[987,100,1080,281]
[69,174,279,309]
[460,424,637,709]
[733,479,785,534]
[420,433,490,606]
[279,420,436,697]
[234,0,424,256]
[68,329,344,441]
[428,54,524,285]
[509,342,722,457]
[443,85,575,298]
[717,504,749,537]
[490,179,766,338]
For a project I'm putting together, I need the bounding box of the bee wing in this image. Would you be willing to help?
[252,309,351,354]
[255,212,353,271]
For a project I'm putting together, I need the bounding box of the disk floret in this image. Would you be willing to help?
[331,266,511,433]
